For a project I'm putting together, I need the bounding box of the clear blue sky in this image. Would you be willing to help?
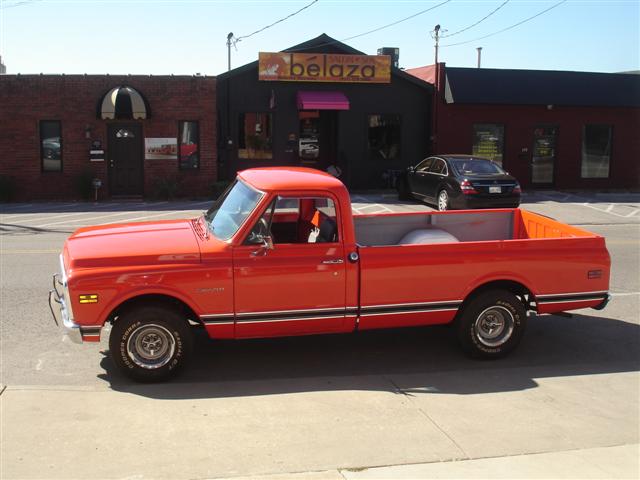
[1,0,638,75]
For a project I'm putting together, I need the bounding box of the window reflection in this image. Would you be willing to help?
[368,114,401,161]
[582,125,611,179]
[179,121,200,169]
[40,121,62,172]
[238,113,272,160]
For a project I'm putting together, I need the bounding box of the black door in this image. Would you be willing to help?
[108,124,143,196]
[318,110,337,169]
[409,157,434,198]
[531,126,558,186]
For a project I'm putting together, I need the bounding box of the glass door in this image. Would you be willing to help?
[531,126,558,185]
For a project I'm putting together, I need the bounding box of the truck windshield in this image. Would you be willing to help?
[204,180,264,241]
[451,159,505,176]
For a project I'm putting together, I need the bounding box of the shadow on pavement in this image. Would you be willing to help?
[100,312,640,399]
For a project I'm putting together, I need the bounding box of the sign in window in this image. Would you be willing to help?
[472,124,504,166]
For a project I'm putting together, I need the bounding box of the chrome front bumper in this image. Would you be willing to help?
[49,255,82,344]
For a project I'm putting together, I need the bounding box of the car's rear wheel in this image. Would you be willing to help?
[437,190,450,211]
[109,305,193,382]
[456,289,526,358]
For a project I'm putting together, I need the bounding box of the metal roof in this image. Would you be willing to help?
[444,67,640,108]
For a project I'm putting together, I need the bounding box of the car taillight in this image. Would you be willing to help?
[460,179,479,195]
[513,182,522,194]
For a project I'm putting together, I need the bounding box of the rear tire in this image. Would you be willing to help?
[109,305,193,382]
[456,289,526,359]
[437,190,450,211]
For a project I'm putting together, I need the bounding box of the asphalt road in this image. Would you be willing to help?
[1,192,638,479]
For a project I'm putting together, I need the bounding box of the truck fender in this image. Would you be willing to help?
[460,273,537,310]
[97,286,202,326]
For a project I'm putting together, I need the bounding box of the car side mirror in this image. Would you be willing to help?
[251,235,274,256]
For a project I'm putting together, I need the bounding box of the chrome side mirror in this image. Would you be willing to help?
[251,235,274,256]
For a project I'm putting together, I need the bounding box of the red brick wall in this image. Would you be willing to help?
[427,66,640,190]
[0,74,217,200]
[435,102,640,190]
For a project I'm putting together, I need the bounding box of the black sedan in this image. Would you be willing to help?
[397,155,521,211]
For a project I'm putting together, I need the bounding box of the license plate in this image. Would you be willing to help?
[489,186,501,193]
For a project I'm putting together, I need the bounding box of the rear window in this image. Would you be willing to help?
[451,159,505,176]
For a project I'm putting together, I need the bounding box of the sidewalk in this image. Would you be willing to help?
[1,371,638,479]
[228,444,640,479]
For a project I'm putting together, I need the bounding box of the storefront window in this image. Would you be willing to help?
[368,114,400,161]
[472,124,504,165]
[238,113,273,160]
[582,125,612,178]
[179,121,200,169]
[40,120,62,172]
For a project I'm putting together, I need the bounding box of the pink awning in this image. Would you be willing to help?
[297,91,350,110]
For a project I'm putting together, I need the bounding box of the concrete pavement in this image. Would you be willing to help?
[229,445,640,479]
[2,368,638,479]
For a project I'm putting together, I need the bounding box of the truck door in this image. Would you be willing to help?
[232,196,347,338]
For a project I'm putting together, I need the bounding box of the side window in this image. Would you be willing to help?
[429,159,446,175]
[416,158,433,172]
[245,196,339,245]
[40,120,62,172]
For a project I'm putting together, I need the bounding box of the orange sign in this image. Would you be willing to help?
[259,52,391,83]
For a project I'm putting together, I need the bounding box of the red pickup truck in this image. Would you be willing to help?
[50,167,611,381]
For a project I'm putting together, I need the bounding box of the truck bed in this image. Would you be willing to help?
[354,209,596,245]
[354,209,610,331]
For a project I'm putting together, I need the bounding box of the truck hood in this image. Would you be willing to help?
[65,219,201,270]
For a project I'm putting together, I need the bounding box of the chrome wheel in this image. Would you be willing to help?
[473,306,515,347]
[438,190,449,211]
[126,323,176,369]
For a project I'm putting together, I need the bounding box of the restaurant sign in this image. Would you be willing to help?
[258,52,391,84]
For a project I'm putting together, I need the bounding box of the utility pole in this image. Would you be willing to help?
[226,32,234,71]
[477,47,483,68]
[430,24,445,156]
[433,24,441,71]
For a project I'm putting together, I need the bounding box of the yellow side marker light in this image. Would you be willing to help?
[79,294,99,304]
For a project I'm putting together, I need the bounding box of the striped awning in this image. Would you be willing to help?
[100,86,148,120]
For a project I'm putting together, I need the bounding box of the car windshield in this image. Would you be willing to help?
[204,180,264,241]
[451,159,505,176]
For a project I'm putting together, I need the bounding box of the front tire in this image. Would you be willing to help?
[109,305,193,382]
[456,289,526,359]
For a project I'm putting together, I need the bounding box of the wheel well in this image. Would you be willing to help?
[107,294,201,327]
[462,280,534,311]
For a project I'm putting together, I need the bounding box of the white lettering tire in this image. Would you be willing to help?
[456,289,526,358]
[109,305,193,382]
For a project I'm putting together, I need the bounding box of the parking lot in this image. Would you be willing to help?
[1,192,639,479]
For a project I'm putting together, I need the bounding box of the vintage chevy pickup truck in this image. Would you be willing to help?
[50,167,611,381]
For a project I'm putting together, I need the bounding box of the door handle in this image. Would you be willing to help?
[321,259,344,264]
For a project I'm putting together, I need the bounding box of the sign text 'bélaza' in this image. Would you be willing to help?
[258,52,391,84]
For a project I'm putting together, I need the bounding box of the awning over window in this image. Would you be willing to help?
[297,91,349,110]
[100,86,148,120]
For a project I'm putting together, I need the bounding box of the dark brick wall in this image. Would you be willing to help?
[427,65,640,190]
[0,74,217,200]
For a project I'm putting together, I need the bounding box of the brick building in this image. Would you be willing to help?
[0,75,216,200]
[407,64,640,190]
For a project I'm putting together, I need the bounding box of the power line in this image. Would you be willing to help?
[341,0,452,43]
[281,0,452,53]
[234,0,319,43]
[442,0,510,38]
[441,0,568,47]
